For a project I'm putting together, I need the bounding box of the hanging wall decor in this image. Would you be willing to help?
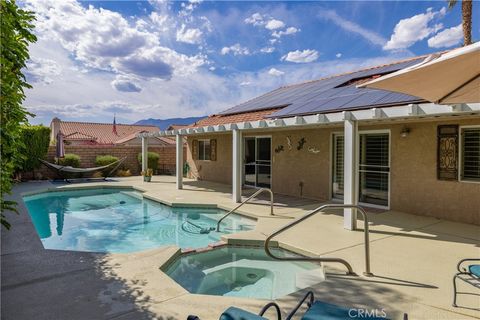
[297,138,306,150]
[308,146,320,154]
[275,145,284,153]
[286,136,292,150]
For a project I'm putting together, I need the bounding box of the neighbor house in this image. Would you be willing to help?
[42,118,180,176]
[49,117,173,146]
[140,54,480,226]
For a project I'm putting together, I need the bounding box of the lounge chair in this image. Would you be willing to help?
[453,258,480,307]
[187,291,407,320]
[39,157,126,182]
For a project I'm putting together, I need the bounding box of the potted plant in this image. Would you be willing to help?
[141,168,153,182]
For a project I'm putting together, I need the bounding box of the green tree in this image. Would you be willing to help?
[447,0,473,46]
[0,0,37,229]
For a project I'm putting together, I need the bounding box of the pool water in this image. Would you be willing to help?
[23,188,255,253]
[164,246,325,300]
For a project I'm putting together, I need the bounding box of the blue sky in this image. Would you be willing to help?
[23,0,478,125]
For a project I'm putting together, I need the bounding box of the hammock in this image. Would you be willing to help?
[39,157,126,181]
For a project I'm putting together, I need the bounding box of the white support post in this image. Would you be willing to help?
[232,129,242,203]
[141,136,149,173]
[176,134,183,190]
[343,118,358,230]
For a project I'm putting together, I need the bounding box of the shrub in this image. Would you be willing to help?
[58,154,81,168]
[18,125,51,173]
[95,155,119,176]
[95,155,119,167]
[137,152,159,172]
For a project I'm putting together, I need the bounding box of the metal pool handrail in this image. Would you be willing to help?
[216,188,274,232]
[264,204,373,277]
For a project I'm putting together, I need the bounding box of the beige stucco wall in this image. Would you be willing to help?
[186,133,232,184]
[384,118,480,225]
[186,117,480,224]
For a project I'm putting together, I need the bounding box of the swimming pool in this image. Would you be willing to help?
[163,246,325,300]
[23,188,255,253]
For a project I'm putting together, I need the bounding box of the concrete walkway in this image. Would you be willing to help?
[2,176,479,320]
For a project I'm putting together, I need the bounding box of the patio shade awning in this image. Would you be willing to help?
[359,42,480,104]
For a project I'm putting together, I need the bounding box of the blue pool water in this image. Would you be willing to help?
[164,246,325,299]
[23,188,256,253]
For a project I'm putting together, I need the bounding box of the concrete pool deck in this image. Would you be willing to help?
[2,176,479,319]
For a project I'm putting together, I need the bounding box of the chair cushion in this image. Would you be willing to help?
[469,264,480,278]
[302,301,390,320]
[220,307,268,320]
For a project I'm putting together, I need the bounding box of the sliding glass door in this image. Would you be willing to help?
[244,137,271,188]
[332,132,390,207]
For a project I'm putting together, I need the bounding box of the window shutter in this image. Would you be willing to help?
[192,139,198,160]
[462,128,480,181]
[210,139,217,161]
[437,125,458,180]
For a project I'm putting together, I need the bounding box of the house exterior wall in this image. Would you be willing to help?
[186,133,232,183]
[185,116,480,224]
[385,118,480,225]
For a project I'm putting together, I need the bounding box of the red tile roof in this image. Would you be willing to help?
[63,132,97,141]
[58,121,159,145]
[189,107,283,128]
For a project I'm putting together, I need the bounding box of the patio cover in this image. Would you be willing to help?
[359,42,480,104]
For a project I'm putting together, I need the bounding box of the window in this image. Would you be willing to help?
[332,135,344,199]
[461,127,480,181]
[437,125,458,180]
[358,133,390,207]
[198,140,211,161]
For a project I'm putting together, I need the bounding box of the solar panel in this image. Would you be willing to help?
[219,57,425,117]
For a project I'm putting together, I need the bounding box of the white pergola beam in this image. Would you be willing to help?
[343,118,358,230]
[146,103,480,137]
[176,134,183,189]
[232,129,242,203]
[141,136,149,174]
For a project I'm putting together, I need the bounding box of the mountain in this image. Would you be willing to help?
[134,117,205,130]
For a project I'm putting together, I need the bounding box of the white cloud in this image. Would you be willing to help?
[260,47,275,53]
[427,24,463,48]
[220,44,250,56]
[244,12,264,26]
[268,68,284,77]
[265,19,285,30]
[176,24,203,44]
[282,49,319,63]
[25,0,205,80]
[244,12,298,40]
[111,75,142,92]
[318,10,386,47]
[384,7,446,50]
[239,81,251,86]
[25,57,62,84]
[336,53,342,58]
[272,27,299,38]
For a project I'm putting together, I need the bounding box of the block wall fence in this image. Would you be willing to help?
[27,144,186,179]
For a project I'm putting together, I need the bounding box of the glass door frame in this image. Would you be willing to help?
[242,135,272,188]
[330,129,391,209]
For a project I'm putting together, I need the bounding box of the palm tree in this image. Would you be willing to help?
[447,0,473,46]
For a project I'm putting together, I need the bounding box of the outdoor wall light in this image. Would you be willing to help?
[400,126,410,138]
